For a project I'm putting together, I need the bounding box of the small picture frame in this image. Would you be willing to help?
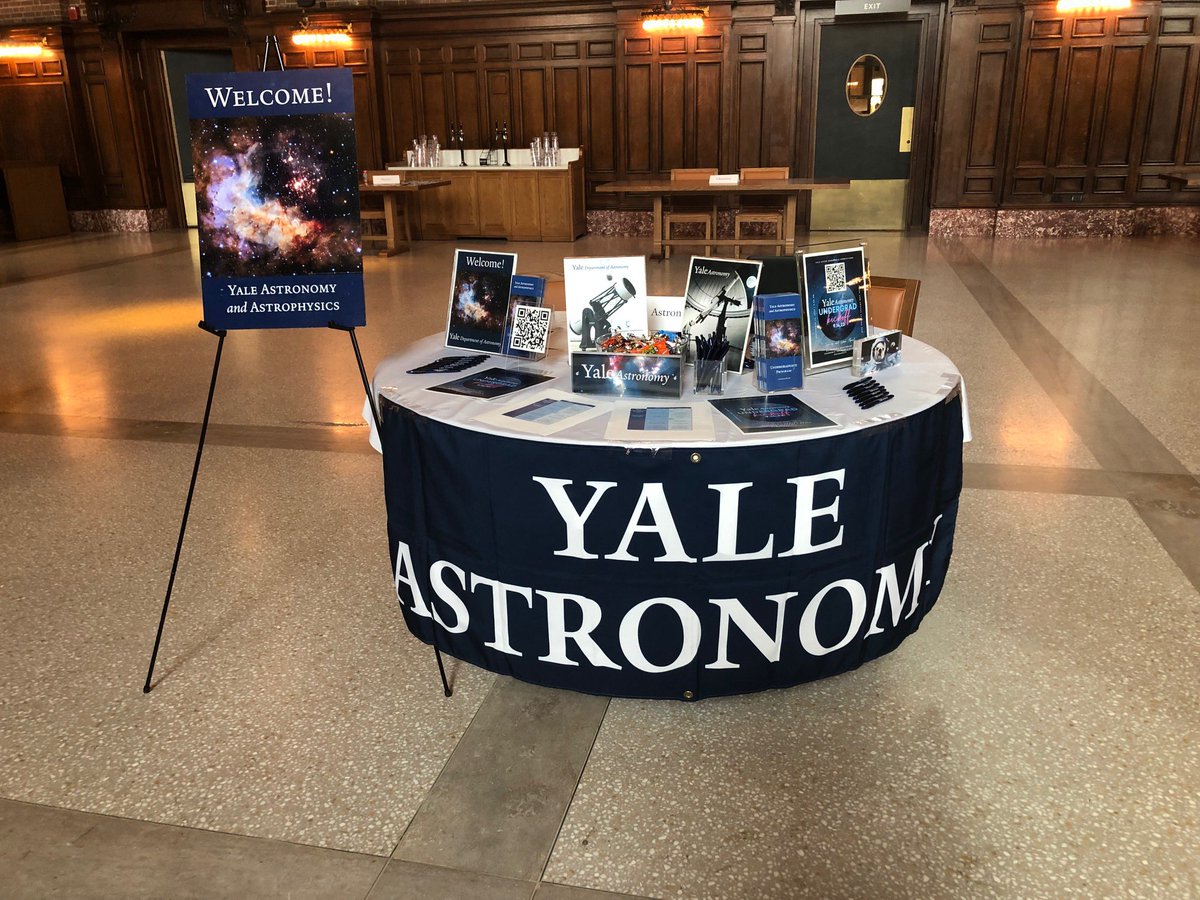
[798,245,870,375]
[851,329,902,376]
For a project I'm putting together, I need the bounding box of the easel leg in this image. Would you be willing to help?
[329,322,453,698]
[143,321,227,693]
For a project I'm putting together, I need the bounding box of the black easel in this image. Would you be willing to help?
[143,321,453,697]
[328,321,452,696]
[143,321,224,693]
[146,42,452,698]
[262,34,284,72]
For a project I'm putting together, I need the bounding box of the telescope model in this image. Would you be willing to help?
[569,277,638,350]
[690,284,742,346]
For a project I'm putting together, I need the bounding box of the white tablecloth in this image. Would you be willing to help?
[367,322,970,451]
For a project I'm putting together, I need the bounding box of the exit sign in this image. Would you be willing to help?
[835,0,911,14]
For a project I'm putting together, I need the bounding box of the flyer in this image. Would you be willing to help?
[709,394,837,434]
[474,389,608,436]
[799,246,869,373]
[603,402,716,442]
[427,366,551,400]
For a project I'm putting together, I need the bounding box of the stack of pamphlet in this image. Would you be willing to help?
[752,292,805,392]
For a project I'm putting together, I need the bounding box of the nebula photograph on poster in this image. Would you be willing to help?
[192,113,361,278]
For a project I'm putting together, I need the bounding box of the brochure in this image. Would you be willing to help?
[501,275,549,359]
[709,394,837,434]
[563,256,648,351]
[681,257,763,373]
[427,366,552,400]
[445,249,517,354]
[753,292,805,393]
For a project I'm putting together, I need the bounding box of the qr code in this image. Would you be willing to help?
[824,262,847,293]
[509,304,552,354]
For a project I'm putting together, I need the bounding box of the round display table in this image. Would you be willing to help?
[373,330,967,700]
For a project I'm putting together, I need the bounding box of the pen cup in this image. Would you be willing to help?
[694,359,726,395]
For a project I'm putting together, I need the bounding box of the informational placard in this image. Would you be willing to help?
[445,249,517,354]
[681,257,763,372]
[188,69,364,330]
[647,295,685,334]
[799,246,869,373]
[564,257,648,351]
[835,0,911,15]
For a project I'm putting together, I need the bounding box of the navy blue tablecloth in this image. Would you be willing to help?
[379,389,963,700]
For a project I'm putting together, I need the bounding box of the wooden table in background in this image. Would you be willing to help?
[1162,172,1200,189]
[595,178,851,259]
[359,179,449,256]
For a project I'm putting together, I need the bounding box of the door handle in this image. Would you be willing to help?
[899,106,914,153]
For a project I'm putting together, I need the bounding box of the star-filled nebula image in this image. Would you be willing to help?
[449,273,509,335]
[764,319,802,357]
[192,114,361,278]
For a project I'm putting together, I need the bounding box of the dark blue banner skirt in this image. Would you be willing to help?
[380,393,963,700]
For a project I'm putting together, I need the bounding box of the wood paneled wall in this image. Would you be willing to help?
[367,1,796,208]
[253,13,383,171]
[0,30,84,205]
[933,0,1200,208]
[4,0,1197,225]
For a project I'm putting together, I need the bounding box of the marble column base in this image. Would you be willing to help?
[930,206,1200,238]
[69,208,171,233]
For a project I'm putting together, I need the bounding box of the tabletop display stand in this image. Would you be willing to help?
[140,326,453,698]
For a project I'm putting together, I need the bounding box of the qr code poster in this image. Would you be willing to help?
[799,245,869,374]
[507,304,552,355]
[824,262,847,293]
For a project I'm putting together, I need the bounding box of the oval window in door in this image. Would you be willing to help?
[846,54,887,117]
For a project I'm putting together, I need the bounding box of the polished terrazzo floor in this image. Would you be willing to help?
[0,230,1197,899]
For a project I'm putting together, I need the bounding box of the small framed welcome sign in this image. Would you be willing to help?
[799,245,870,374]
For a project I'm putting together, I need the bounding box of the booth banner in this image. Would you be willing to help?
[380,394,963,700]
[188,69,363,330]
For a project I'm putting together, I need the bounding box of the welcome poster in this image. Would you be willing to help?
[188,69,364,329]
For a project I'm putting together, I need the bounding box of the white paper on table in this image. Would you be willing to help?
[604,401,716,443]
[473,389,609,436]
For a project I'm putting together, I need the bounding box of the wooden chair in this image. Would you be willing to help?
[663,168,717,259]
[734,167,789,256]
[543,279,566,312]
[358,171,392,251]
[868,275,920,337]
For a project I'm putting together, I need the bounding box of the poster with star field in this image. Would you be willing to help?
[188,69,364,329]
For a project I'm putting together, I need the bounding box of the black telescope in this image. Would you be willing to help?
[569,277,637,350]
